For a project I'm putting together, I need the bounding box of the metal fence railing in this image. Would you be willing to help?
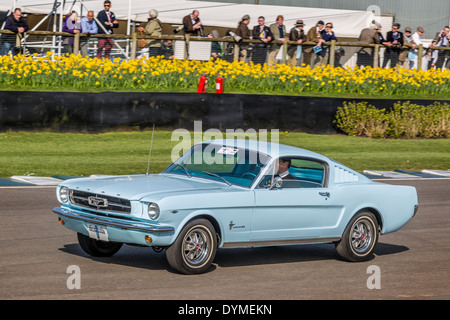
[1,30,449,71]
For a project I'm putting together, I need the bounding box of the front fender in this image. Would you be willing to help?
[170,209,226,246]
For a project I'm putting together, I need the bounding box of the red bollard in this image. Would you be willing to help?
[216,74,223,94]
[197,73,207,93]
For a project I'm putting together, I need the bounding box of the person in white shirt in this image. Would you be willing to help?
[411,26,429,70]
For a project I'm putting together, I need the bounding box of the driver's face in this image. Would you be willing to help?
[277,159,289,173]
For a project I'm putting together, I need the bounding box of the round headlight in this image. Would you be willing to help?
[60,186,69,203]
[148,203,160,220]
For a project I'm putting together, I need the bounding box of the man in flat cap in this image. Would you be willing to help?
[411,26,429,69]
[287,20,307,66]
[398,26,416,69]
[235,14,251,62]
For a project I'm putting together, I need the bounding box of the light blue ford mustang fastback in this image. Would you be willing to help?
[53,139,418,274]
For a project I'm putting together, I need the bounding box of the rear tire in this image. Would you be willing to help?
[166,219,217,274]
[335,211,379,262]
[77,232,123,257]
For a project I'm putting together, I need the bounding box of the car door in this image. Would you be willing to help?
[251,157,332,241]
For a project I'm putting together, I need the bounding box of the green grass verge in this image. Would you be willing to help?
[1,85,449,100]
[0,131,448,178]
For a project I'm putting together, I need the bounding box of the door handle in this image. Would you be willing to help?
[319,192,330,198]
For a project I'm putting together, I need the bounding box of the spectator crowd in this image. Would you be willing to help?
[1,1,449,70]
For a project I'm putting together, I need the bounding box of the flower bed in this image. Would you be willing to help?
[0,53,449,98]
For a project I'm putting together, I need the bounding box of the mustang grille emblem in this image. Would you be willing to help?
[88,196,109,208]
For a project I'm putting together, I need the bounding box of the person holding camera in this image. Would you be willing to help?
[182,10,203,36]
[433,26,450,69]
[1,8,28,56]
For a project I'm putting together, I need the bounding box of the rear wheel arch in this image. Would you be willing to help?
[362,207,383,233]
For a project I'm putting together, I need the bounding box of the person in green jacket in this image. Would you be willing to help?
[208,30,222,61]
[137,9,162,57]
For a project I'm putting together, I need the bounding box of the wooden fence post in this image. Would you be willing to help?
[131,32,137,60]
[417,44,423,71]
[234,43,239,61]
[15,34,21,48]
[73,33,80,55]
[329,40,336,67]
[281,40,288,64]
[184,34,190,60]
[373,44,380,68]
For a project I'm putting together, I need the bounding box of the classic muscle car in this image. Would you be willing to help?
[53,139,418,274]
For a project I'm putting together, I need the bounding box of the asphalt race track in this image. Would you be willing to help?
[0,179,449,300]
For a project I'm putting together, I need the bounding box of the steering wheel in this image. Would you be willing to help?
[240,172,257,179]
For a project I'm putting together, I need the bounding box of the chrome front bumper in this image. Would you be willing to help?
[52,207,174,233]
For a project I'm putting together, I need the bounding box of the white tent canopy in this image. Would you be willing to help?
[1,0,375,38]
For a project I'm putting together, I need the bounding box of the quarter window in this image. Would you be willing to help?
[289,159,326,188]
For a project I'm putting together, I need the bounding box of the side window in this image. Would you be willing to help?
[258,158,327,189]
[289,159,325,188]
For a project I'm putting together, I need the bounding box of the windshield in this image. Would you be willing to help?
[163,143,271,188]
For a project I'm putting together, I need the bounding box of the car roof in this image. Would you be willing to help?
[200,139,331,162]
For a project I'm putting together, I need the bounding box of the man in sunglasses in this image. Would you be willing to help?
[96,0,119,59]
[382,23,404,68]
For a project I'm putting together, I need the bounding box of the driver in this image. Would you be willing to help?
[276,158,296,180]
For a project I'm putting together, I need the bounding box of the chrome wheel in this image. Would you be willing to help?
[166,219,217,274]
[335,211,379,262]
[351,218,374,254]
[183,228,210,266]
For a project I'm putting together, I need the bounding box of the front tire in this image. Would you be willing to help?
[166,219,217,274]
[77,232,123,257]
[335,212,379,262]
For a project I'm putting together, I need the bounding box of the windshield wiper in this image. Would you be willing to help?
[174,163,191,178]
[202,171,232,186]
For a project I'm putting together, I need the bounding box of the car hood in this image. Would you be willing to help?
[62,174,228,201]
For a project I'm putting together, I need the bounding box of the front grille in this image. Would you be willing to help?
[69,190,131,214]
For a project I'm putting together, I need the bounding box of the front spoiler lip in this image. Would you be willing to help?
[53,207,174,233]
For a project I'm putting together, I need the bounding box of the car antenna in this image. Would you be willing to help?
[145,124,155,176]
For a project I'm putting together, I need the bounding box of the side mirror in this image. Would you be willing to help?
[269,176,283,190]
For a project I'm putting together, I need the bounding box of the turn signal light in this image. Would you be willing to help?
[145,235,152,243]
[58,217,65,225]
